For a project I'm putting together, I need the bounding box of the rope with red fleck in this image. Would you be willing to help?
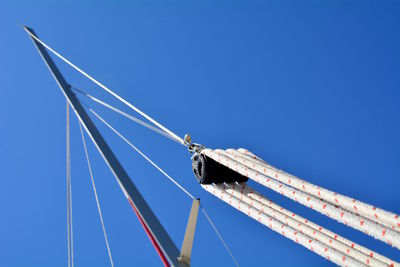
[202,148,400,249]
[203,183,362,266]
[239,184,396,266]
[235,148,400,232]
[202,182,399,266]
[200,148,400,266]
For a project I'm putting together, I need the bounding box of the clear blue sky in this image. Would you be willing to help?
[1,1,399,266]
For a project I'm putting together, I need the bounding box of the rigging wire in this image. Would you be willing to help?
[88,107,196,200]
[86,106,240,266]
[71,86,182,145]
[79,122,114,267]
[200,205,240,267]
[66,102,74,267]
[24,28,185,146]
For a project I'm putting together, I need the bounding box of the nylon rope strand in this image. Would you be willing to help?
[228,148,400,248]
[239,184,397,266]
[211,184,364,266]
[71,86,182,145]
[203,183,365,267]
[229,183,397,266]
[23,28,185,146]
[79,122,114,267]
[66,101,74,267]
[234,148,400,232]
[202,149,400,249]
[87,107,240,266]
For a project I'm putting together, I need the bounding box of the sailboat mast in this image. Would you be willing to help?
[24,26,186,267]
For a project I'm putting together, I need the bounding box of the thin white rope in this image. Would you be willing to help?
[24,28,185,146]
[87,107,240,266]
[66,101,71,267]
[66,101,73,267]
[70,183,74,267]
[79,123,114,267]
[200,205,240,267]
[71,86,182,145]
[88,108,196,200]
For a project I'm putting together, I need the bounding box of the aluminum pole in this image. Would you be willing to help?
[24,26,185,267]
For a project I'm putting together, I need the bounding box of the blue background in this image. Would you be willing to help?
[1,1,399,266]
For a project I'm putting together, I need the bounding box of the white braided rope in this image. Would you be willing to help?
[235,148,400,232]
[230,148,400,250]
[202,149,400,249]
[202,183,365,267]
[242,185,397,266]
[229,183,398,267]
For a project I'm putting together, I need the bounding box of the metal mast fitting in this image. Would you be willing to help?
[24,26,188,267]
[179,199,200,265]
